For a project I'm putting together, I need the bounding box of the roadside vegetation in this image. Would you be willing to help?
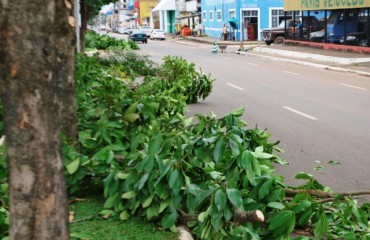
[1,34,369,240]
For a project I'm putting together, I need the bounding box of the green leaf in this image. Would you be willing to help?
[230,107,244,117]
[136,173,149,190]
[148,134,163,156]
[101,129,111,144]
[99,209,115,217]
[159,200,169,214]
[229,138,240,157]
[198,211,207,222]
[314,212,328,238]
[146,204,160,219]
[123,113,140,123]
[121,191,137,199]
[314,165,324,171]
[298,209,313,225]
[267,202,286,210]
[328,160,341,165]
[213,139,225,163]
[210,171,223,180]
[214,189,227,212]
[119,210,130,220]
[251,157,262,177]
[252,146,273,159]
[226,188,244,210]
[239,150,253,170]
[66,158,80,174]
[293,200,311,213]
[142,195,154,208]
[116,172,130,179]
[259,179,273,200]
[168,169,184,194]
[161,211,178,229]
[268,211,295,236]
[106,150,114,163]
[124,102,138,115]
[104,193,119,209]
[295,172,313,180]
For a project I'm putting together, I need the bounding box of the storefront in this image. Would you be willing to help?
[284,0,370,46]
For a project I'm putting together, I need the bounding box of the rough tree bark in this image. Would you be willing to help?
[80,0,88,52]
[0,1,76,239]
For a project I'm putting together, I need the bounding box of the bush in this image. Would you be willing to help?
[85,30,138,50]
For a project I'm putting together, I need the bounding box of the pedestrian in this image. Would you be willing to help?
[298,21,304,38]
[222,24,229,40]
[176,23,181,36]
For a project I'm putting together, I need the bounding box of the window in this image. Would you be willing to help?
[209,11,214,21]
[271,9,299,27]
[217,10,222,21]
[229,10,235,19]
[202,11,207,21]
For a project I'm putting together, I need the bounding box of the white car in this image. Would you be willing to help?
[118,27,132,34]
[309,30,325,42]
[139,26,153,37]
[150,29,166,40]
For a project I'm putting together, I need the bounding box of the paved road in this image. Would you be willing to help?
[110,34,370,201]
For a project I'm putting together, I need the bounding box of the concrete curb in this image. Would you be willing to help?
[236,50,370,77]
[172,36,370,77]
[252,47,370,65]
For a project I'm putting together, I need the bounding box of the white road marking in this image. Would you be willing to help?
[247,63,259,66]
[283,70,299,75]
[172,40,199,47]
[339,83,367,91]
[283,106,318,120]
[227,83,244,91]
[222,57,231,60]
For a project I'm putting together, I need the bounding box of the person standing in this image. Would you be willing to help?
[222,24,229,40]
[298,21,304,38]
[176,23,181,36]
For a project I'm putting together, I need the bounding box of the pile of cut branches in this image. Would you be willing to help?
[64,52,369,239]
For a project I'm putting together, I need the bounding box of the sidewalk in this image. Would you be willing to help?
[175,35,370,77]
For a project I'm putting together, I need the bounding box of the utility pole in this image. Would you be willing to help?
[74,0,80,52]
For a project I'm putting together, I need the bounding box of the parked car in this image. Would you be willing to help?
[139,26,153,37]
[150,29,166,40]
[129,31,148,43]
[326,11,360,43]
[340,31,368,47]
[261,16,324,45]
[118,27,132,34]
[310,30,325,42]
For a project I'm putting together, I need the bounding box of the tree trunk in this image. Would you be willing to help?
[0,1,76,239]
[80,0,88,52]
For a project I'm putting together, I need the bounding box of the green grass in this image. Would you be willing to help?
[69,197,179,240]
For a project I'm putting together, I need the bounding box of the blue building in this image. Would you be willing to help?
[201,0,294,41]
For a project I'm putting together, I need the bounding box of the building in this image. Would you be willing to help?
[152,0,176,33]
[152,0,201,35]
[201,0,292,41]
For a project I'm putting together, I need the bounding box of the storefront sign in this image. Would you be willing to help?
[284,0,370,10]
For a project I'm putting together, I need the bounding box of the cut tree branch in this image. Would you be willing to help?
[284,189,370,199]
[232,206,265,224]
[177,206,265,225]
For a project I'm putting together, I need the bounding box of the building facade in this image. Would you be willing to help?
[201,0,288,41]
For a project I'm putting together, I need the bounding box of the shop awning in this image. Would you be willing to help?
[284,0,370,11]
[152,0,175,12]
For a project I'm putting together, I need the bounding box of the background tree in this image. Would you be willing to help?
[0,0,76,238]
[80,0,112,51]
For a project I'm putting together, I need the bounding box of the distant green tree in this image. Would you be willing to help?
[80,0,112,51]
